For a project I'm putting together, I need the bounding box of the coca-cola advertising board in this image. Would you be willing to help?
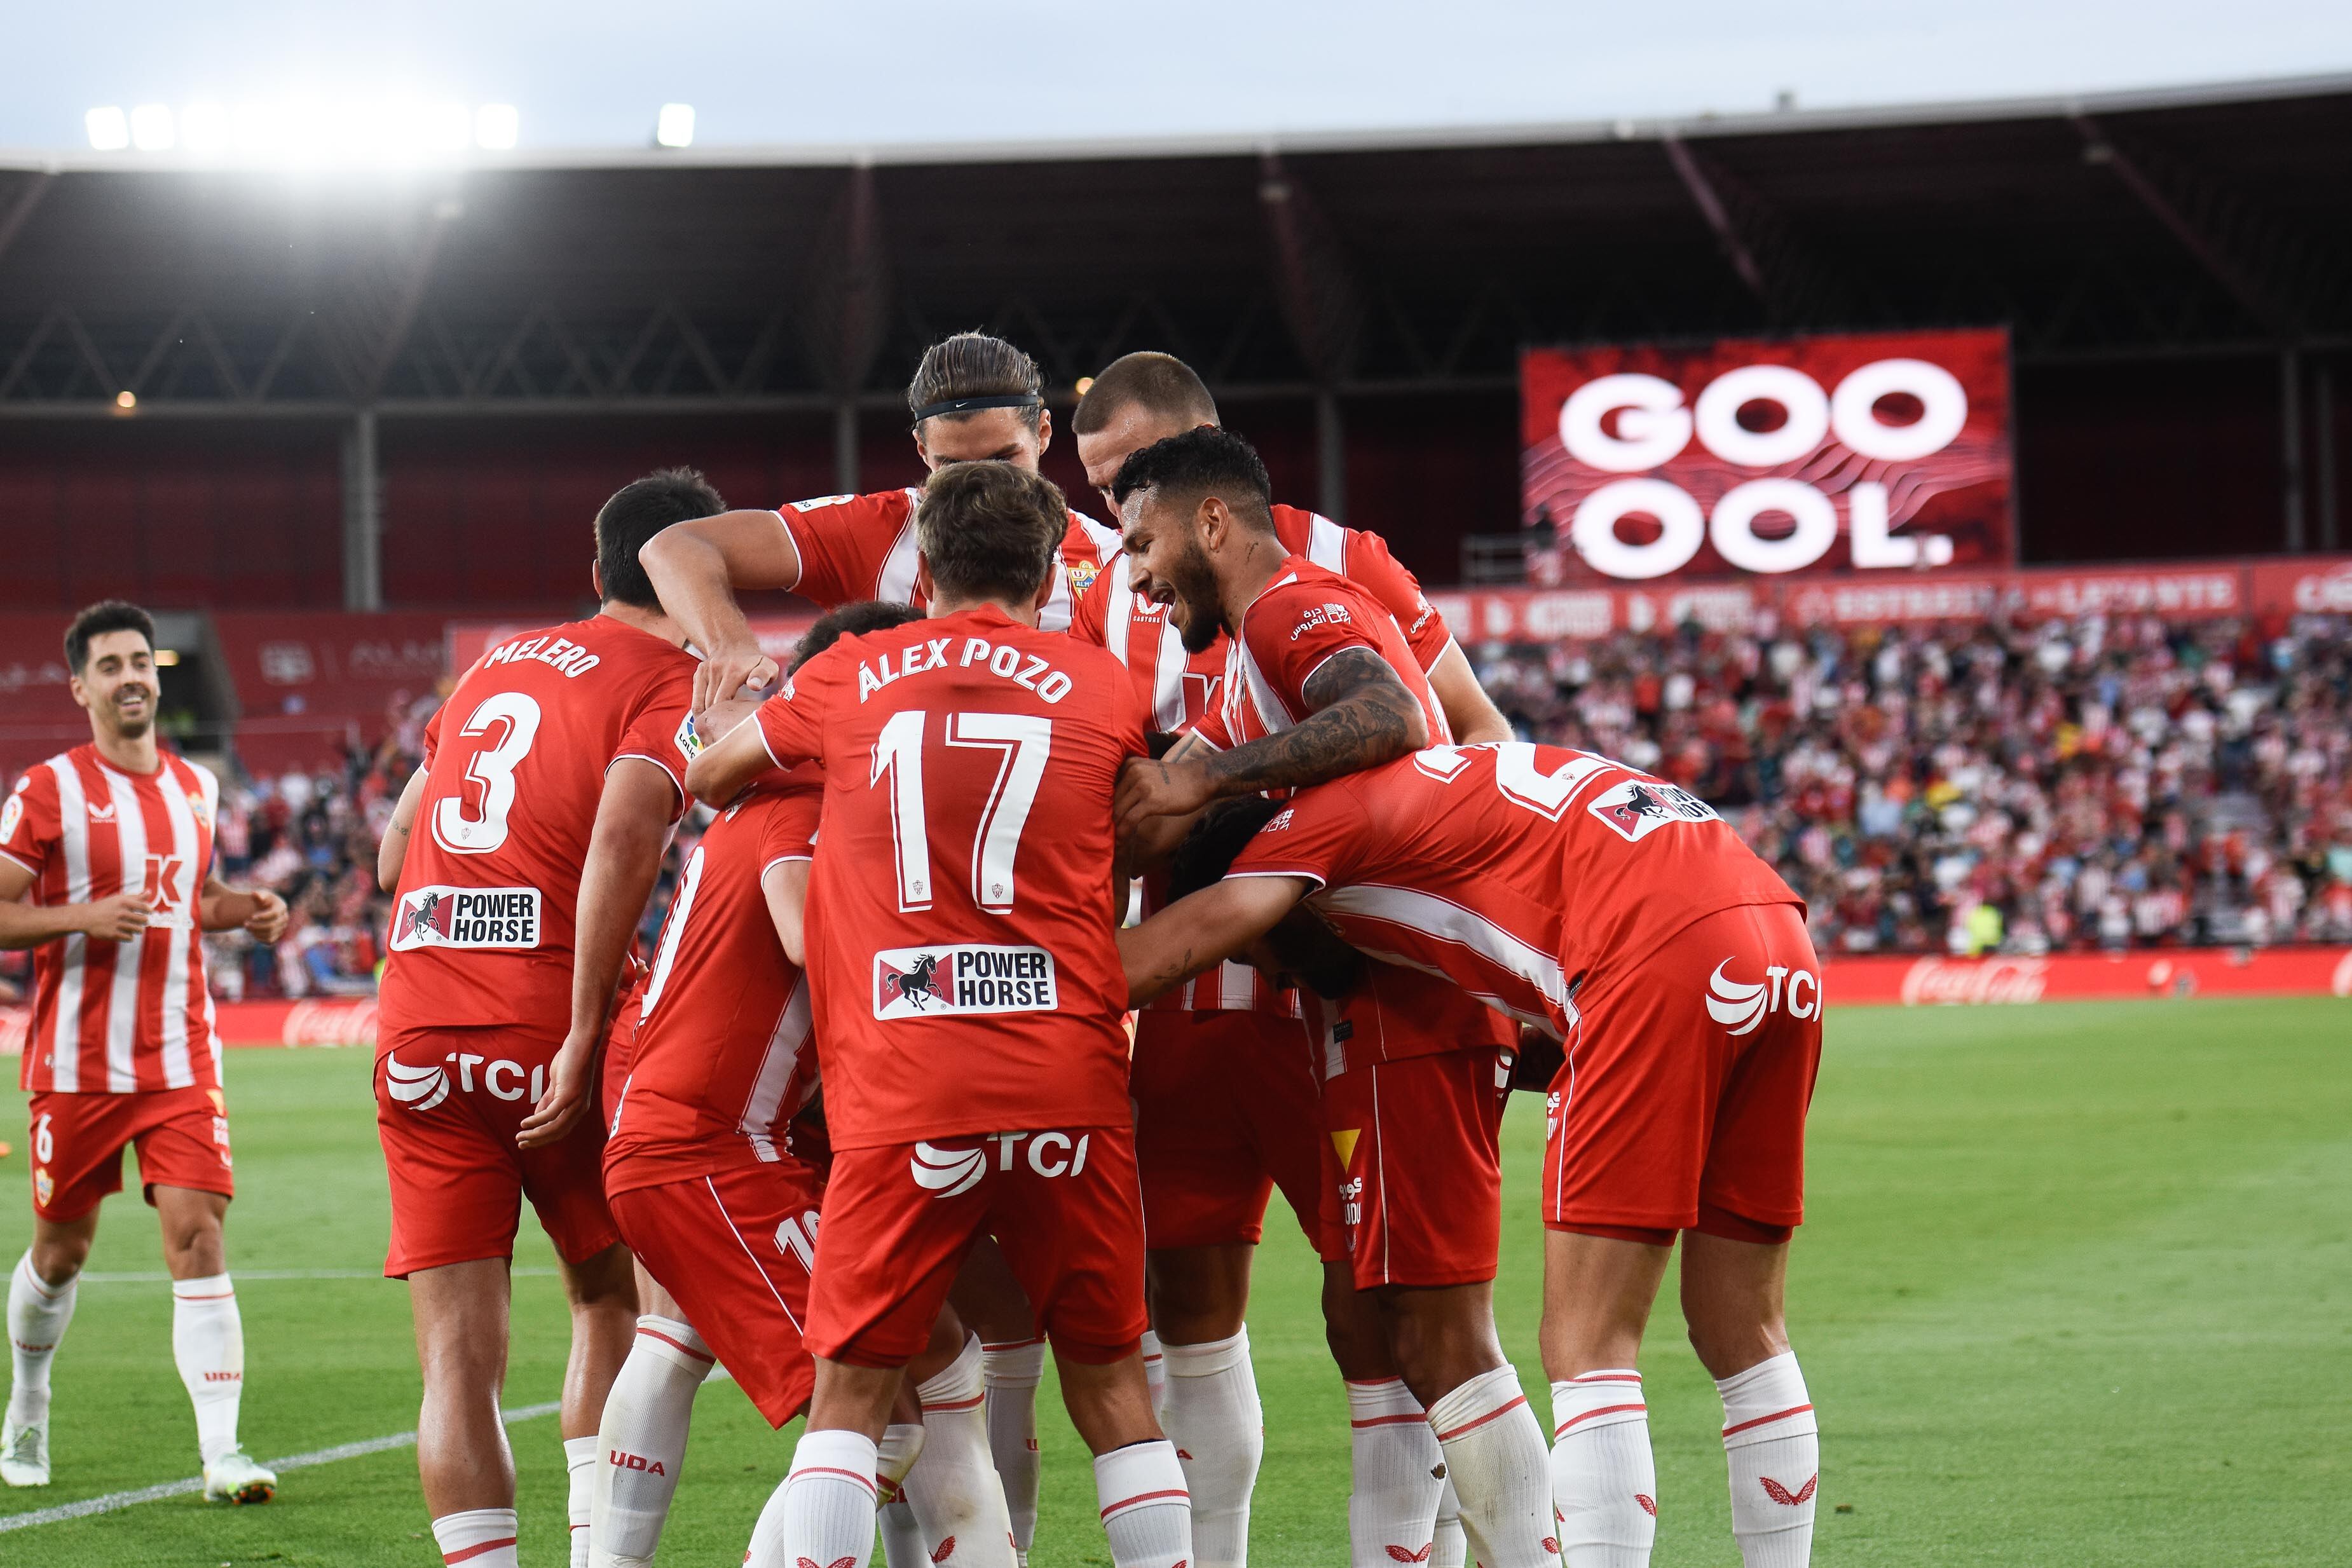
[1522,328,2014,584]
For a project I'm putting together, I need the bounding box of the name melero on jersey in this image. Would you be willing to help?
[482,632,603,678]
[847,634,1076,706]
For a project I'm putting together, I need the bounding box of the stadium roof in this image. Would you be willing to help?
[0,73,2346,421]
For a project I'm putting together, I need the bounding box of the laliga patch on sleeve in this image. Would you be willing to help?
[875,944,1058,1019]
[1586,779,1721,842]
[789,494,858,512]
[674,712,704,762]
[0,791,22,847]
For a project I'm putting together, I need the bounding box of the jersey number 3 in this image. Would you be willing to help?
[871,711,1052,914]
[432,692,544,856]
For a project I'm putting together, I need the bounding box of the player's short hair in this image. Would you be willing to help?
[907,331,1044,433]
[64,599,156,674]
[1168,795,1287,901]
[915,461,1067,606]
[597,468,726,610]
[1072,351,1219,436]
[791,601,924,673]
[1107,425,1275,531]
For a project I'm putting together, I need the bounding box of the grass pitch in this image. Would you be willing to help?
[0,996,2345,1565]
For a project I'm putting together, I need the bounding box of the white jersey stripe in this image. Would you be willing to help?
[153,765,199,1089]
[99,766,149,1094]
[738,974,815,1158]
[1151,613,1187,731]
[1310,882,1573,1030]
[1104,556,1134,665]
[1305,510,1348,572]
[46,759,91,1093]
[875,491,924,606]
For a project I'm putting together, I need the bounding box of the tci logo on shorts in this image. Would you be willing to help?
[909,1132,1093,1197]
[383,1053,549,1112]
[391,885,544,952]
[1704,959,1821,1037]
[873,944,1057,1020]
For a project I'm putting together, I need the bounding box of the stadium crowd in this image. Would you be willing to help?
[1474,609,2352,957]
[12,608,2346,1011]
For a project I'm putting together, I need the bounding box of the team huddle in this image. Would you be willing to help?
[3,334,1826,1568]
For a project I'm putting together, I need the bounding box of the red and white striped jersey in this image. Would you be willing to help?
[0,746,222,1094]
[1067,503,1452,732]
[774,487,1118,631]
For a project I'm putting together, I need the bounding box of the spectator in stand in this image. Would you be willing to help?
[1474,609,2352,957]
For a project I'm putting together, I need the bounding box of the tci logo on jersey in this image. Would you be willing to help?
[383,1052,549,1112]
[910,1132,1093,1197]
[1704,958,1821,1036]
[391,884,544,951]
[1587,779,1720,843]
[873,945,1058,1020]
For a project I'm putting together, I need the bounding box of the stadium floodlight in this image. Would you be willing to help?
[130,104,175,152]
[423,102,471,154]
[474,103,519,151]
[656,103,695,148]
[181,102,229,154]
[114,390,137,410]
[86,107,130,151]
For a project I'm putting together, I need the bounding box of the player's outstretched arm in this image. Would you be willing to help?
[519,758,679,1149]
[376,766,427,892]
[0,858,149,948]
[639,511,799,710]
[198,876,289,941]
[1427,640,1514,744]
[1118,875,1312,1007]
[1114,648,1427,834]
[684,702,783,807]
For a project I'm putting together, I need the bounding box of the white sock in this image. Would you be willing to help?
[1139,1328,1167,1418]
[877,1421,931,1568]
[1159,1330,1261,1568]
[1717,1353,1818,1568]
[910,1335,1018,1567]
[591,1316,709,1568]
[170,1273,245,1466]
[1094,1438,1193,1568]
[1344,1377,1444,1568]
[982,1339,1046,1557]
[1549,1369,1656,1568]
[1428,1365,1554,1568]
[7,1251,76,1430]
[563,1434,596,1567]
[1432,1475,1468,1567]
[433,1506,520,1567]
[753,1428,879,1568]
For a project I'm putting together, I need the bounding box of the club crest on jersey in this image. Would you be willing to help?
[1066,558,1100,595]
[391,884,544,951]
[1586,779,1720,842]
[873,944,1058,1019]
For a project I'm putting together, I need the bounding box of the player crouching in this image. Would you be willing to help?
[687,460,1191,1568]
[1,600,288,1502]
[1122,740,1828,1568]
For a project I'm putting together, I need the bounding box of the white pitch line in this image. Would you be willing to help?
[77,1267,560,1283]
[0,1400,562,1533]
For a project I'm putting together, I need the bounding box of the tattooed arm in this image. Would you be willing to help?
[1114,648,1428,835]
[1119,875,1315,1007]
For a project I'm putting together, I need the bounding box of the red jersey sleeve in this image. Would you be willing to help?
[1186,701,1234,753]
[1341,525,1452,673]
[753,652,839,770]
[421,699,448,767]
[0,770,59,880]
[1224,782,1372,890]
[774,491,908,608]
[611,665,699,819]
[758,781,824,868]
[1241,573,1398,713]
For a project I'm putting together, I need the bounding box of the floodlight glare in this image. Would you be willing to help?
[656,103,695,148]
[86,107,130,151]
[130,104,175,152]
[424,102,471,153]
[474,103,519,150]
[181,102,228,154]
[230,102,276,154]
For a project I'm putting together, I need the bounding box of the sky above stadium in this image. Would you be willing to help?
[10,0,2352,156]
